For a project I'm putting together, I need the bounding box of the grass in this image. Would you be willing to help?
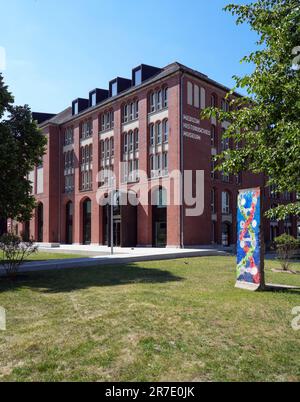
[24,252,89,261]
[1,251,89,262]
[0,256,299,382]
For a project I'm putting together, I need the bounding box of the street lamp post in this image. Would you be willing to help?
[110,188,114,256]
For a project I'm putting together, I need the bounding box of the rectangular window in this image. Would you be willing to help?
[110,138,114,157]
[194,85,200,108]
[124,134,128,154]
[150,155,154,172]
[135,100,139,119]
[111,82,117,97]
[156,153,161,171]
[135,69,142,86]
[100,141,105,160]
[163,153,168,174]
[187,81,193,106]
[221,172,229,182]
[91,93,97,107]
[222,192,230,214]
[135,159,139,180]
[101,115,105,131]
[111,111,114,128]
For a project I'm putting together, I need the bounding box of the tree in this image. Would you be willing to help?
[0,74,47,234]
[273,233,299,271]
[202,0,300,220]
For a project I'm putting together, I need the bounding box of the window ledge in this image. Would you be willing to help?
[148,106,168,117]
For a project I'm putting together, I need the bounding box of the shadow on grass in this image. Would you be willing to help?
[0,263,184,294]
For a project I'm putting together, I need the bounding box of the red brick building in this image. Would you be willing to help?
[18,62,297,247]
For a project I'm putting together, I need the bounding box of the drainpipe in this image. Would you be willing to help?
[58,126,61,244]
[180,72,185,248]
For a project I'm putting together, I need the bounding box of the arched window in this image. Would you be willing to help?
[85,145,89,163]
[128,131,133,152]
[157,90,162,110]
[150,92,156,113]
[135,100,139,119]
[211,94,217,108]
[110,137,114,157]
[81,147,85,164]
[105,139,110,158]
[70,150,74,167]
[134,129,139,151]
[123,133,128,153]
[156,122,162,144]
[163,119,169,143]
[89,144,93,163]
[149,124,155,146]
[163,87,168,108]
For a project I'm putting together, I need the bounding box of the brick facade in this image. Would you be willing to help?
[17,62,297,247]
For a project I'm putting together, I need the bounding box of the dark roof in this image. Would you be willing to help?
[40,107,72,127]
[32,112,56,124]
[39,62,241,127]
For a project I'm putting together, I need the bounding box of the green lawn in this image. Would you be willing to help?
[0,256,299,382]
[24,251,89,261]
[0,251,88,262]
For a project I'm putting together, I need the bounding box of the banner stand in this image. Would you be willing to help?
[236,187,265,292]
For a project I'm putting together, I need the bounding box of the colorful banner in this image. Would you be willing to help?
[236,188,263,290]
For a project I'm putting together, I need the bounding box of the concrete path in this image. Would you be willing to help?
[0,245,228,276]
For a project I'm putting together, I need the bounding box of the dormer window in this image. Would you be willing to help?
[111,82,118,97]
[91,92,97,107]
[74,101,78,115]
[134,69,142,86]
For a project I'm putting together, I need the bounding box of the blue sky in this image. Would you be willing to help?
[0,0,256,113]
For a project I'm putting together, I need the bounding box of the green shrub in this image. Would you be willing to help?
[274,234,300,271]
[0,233,37,278]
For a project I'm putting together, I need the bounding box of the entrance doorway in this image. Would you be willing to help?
[37,203,43,242]
[66,201,73,244]
[221,222,231,247]
[82,199,91,245]
[152,187,167,247]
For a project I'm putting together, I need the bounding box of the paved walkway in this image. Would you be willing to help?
[0,245,228,276]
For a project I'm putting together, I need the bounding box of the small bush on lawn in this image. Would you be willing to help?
[0,233,38,278]
[274,234,300,271]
